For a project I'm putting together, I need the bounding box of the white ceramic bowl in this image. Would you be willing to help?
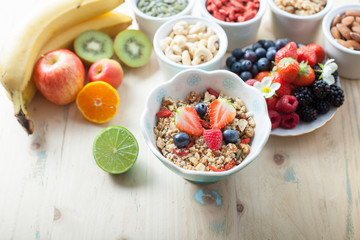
[322,4,360,79]
[267,0,333,44]
[153,16,228,79]
[129,0,196,40]
[140,69,271,183]
[199,0,267,51]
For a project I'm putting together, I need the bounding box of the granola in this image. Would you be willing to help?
[154,89,256,172]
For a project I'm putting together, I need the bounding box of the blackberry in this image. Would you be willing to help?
[311,80,330,99]
[294,87,313,105]
[297,105,318,122]
[327,85,344,107]
[312,64,322,80]
[332,70,339,83]
[312,98,331,114]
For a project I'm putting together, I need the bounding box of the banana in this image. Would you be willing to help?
[0,0,123,135]
[40,11,132,54]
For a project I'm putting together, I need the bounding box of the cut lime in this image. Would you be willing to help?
[92,126,139,174]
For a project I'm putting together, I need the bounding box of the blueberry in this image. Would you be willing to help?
[226,56,237,69]
[257,39,266,47]
[251,64,259,77]
[232,48,244,59]
[194,103,207,118]
[223,129,239,144]
[252,42,262,50]
[240,71,253,81]
[240,59,252,71]
[275,38,291,50]
[230,61,242,73]
[257,57,271,72]
[263,40,275,49]
[266,48,277,61]
[255,47,266,59]
[243,50,257,63]
[173,132,190,148]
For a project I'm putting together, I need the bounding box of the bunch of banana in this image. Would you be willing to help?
[0,0,132,135]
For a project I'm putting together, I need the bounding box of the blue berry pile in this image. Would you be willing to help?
[225,38,293,81]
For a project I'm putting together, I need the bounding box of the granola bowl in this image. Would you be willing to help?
[267,0,334,44]
[140,69,271,183]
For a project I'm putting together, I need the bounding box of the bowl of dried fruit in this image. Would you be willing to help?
[140,69,271,183]
[267,0,334,44]
[322,4,360,79]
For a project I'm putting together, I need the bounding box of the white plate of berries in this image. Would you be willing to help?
[225,39,345,136]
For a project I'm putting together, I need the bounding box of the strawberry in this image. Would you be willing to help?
[209,98,236,129]
[266,95,279,111]
[203,129,223,151]
[156,109,172,117]
[292,61,315,86]
[255,71,270,81]
[276,57,300,83]
[296,46,317,67]
[245,79,258,86]
[307,43,326,63]
[175,106,203,136]
[275,41,298,63]
[269,73,292,97]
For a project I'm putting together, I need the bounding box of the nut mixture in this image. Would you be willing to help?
[274,0,326,16]
[159,21,219,65]
[154,90,255,171]
[330,10,360,51]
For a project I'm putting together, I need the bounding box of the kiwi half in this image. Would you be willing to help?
[74,30,114,64]
[114,30,152,68]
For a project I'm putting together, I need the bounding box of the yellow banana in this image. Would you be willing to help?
[40,11,132,54]
[0,0,123,135]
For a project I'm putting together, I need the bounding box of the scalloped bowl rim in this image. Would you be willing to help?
[140,69,271,178]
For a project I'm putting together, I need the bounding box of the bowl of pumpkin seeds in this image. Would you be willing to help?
[130,0,196,40]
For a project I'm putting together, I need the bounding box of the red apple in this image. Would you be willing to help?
[88,59,123,89]
[33,49,85,105]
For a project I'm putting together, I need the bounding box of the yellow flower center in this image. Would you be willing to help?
[262,87,271,93]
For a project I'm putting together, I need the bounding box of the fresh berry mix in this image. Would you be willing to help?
[228,40,345,130]
[154,90,255,171]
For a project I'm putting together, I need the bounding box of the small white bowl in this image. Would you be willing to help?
[129,0,196,40]
[199,0,267,51]
[267,0,333,44]
[153,16,228,78]
[140,69,271,183]
[322,4,360,79]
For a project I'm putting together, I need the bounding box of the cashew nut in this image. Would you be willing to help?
[194,47,213,62]
[189,22,206,34]
[199,27,215,40]
[207,35,219,53]
[172,44,182,55]
[165,46,182,63]
[182,50,191,65]
[171,35,187,49]
[191,56,202,65]
[198,39,207,48]
[173,20,188,35]
[159,36,172,52]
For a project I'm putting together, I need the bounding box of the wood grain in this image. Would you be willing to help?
[0,0,359,239]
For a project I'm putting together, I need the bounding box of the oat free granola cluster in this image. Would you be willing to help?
[154,89,256,172]
[274,0,326,16]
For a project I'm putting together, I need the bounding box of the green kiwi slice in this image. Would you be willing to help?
[114,30,152,68]
[74,30,114,64]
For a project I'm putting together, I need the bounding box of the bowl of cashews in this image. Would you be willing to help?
[153,15,228,78]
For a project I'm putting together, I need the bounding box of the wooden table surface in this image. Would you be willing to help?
[0,0,359,239]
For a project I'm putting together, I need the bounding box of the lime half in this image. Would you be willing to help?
[92,126,139,174]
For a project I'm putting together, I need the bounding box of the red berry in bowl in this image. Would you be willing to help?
[280,112,300,129]
[266,95,279,111]
[275,95,299,113]
[268,110,281,130]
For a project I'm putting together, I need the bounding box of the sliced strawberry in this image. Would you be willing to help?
[203,129,222,151]
[175,106,203,136]
[307,43,325,63]
[209,98,236,129]
[296,46,317,67]
[275,42,298,63]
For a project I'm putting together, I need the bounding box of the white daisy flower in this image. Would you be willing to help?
[253,76,281,99]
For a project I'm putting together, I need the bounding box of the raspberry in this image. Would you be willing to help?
[275,95,299,113]
[203,129,222,151]
[280,112,300,129]
[245,79,258,86]
[297,105,318,122]
[294,86,313,105]
[266,95,279,111]
[268,110,281,130]
[327,84,344,107]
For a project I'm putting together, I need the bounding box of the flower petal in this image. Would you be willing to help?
[261,77,272,87]
[270,82,281,92]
